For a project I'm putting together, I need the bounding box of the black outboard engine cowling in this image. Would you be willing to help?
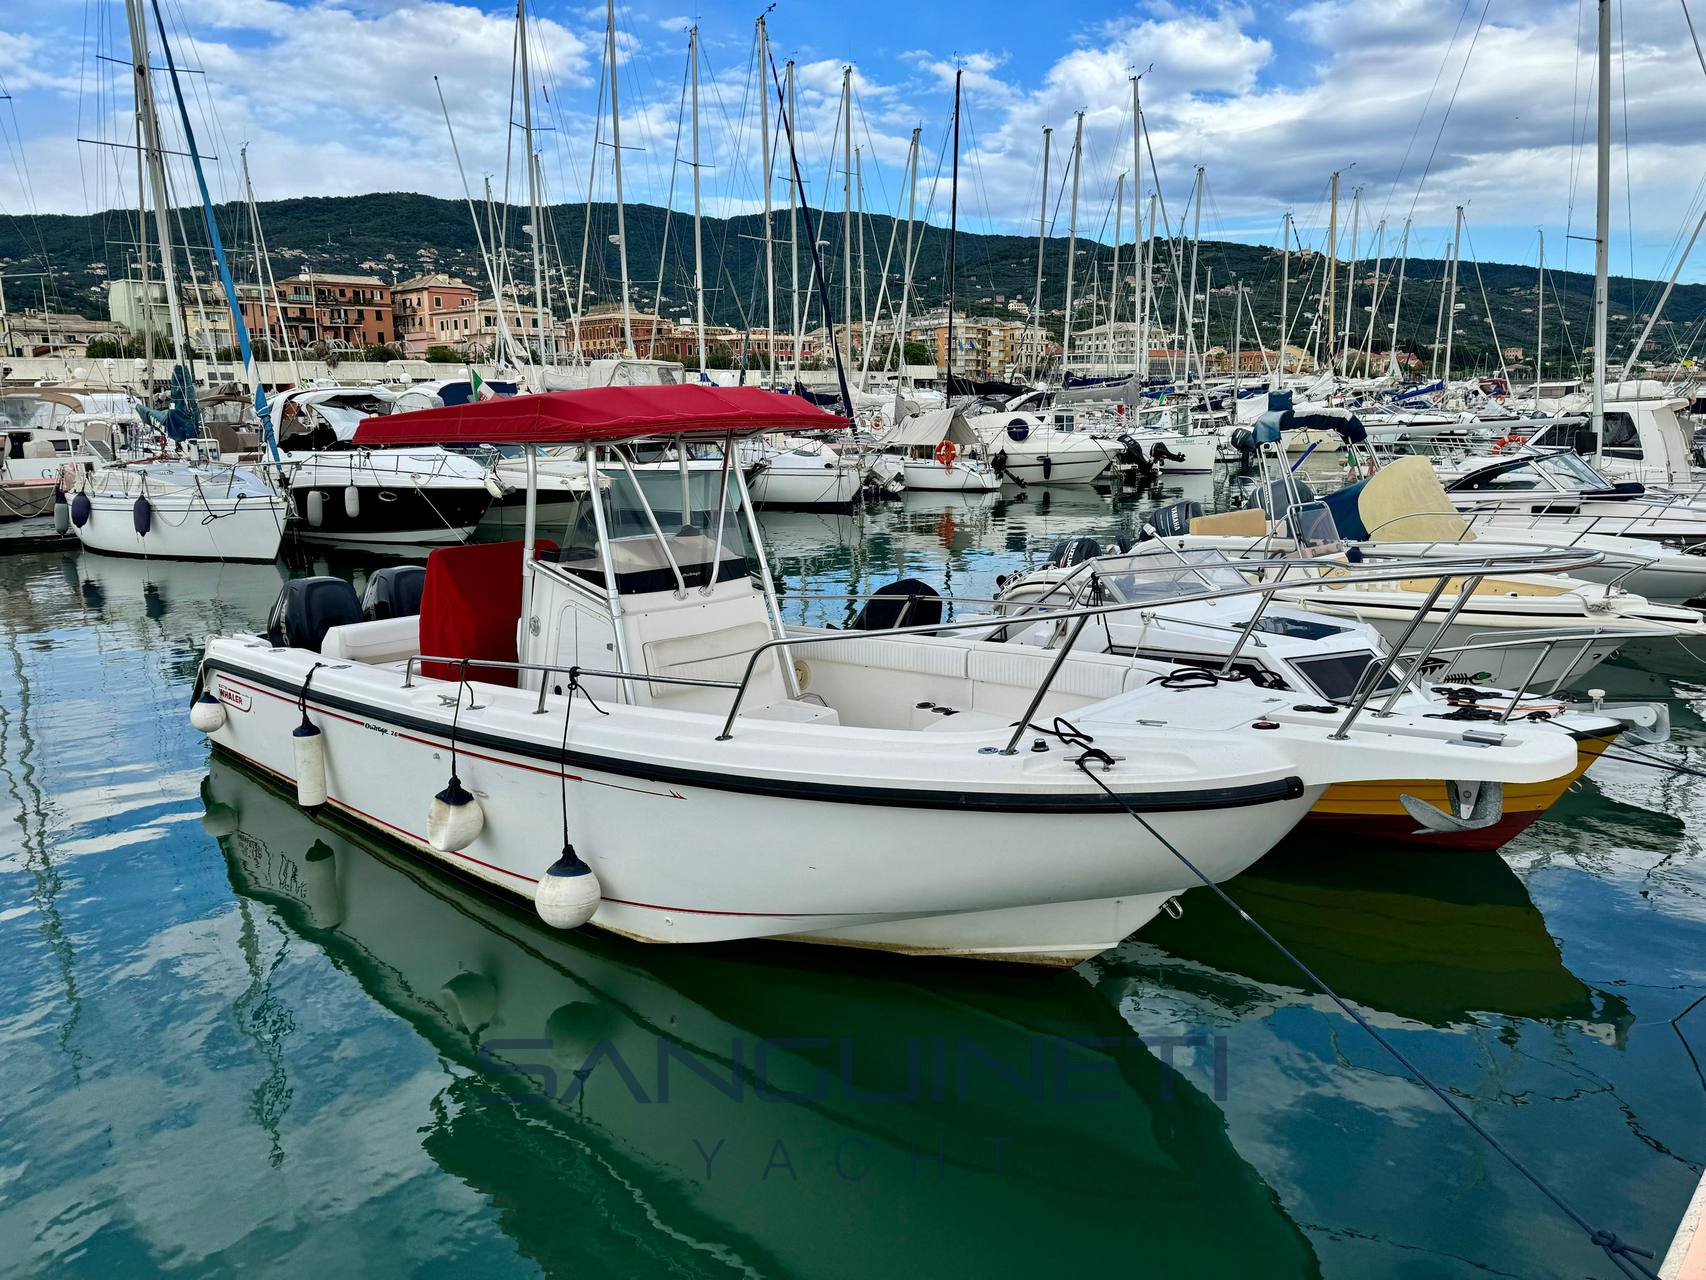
[363,565,427,620]
[1150,441,1186,465]
[266,577,363,653]
[1229,427,1258,463]
[1046,537,1102,568]
[849,578,944,630]
[1145,500,1204,538]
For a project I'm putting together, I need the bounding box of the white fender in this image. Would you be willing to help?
[305,490,325,528]
[293,722,327,807]
[535,846,601,929]
[189,691,227,734]
[427,777,485,852]
[343,485,361,520]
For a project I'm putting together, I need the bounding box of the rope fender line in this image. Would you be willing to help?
[1056,716,1659,1278]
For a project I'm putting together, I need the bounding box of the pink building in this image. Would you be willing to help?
[394,273,478,357]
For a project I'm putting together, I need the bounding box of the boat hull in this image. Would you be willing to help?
[74,492,286,562]
[287,482,490,546]
[1298,728,1617,851]
[746,464,863,508]
[198,649,1315,966]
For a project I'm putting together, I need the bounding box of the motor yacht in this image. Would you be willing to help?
[190,386,1581,965]
[268,387,500,546]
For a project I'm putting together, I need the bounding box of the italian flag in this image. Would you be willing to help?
[469,368,495,401]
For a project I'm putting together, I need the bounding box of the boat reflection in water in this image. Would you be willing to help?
[1121,844,1631,1038]
[203,757,1320,1277]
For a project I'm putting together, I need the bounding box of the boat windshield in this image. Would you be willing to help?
[557,453,753,594]
[1456,451,1609,494]
[1094,549,1250,603]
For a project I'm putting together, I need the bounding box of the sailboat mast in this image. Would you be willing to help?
[1325,171,1338,376]
[1361,217,1384,372]
[1061,111,1084,377]
[689,24,706,375]
[1341,187,1359,369]
[1109,172,1124,380]
[1186,165,1202,387]
[1029,125,1051,380]
[856,146,868,353]
[841,67,853,370]
[786,62,800,380]
[1131,76,1143,383]
[136,92,153,386]
[125,0,189,367]
[894,126,919,425]
[1277,211,1290,385]
[1443,204,1463,385]
[518,0,549,375]
[1535,228,1545,409]
[1592,0,1610,467]
[757,17,776,381]
[241,147,298,379]
[606,0,634,355]
[1389,217,1411,377]
[1141,193,1155,381]
[946,70,961,393]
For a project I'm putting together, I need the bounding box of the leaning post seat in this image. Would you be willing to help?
[266,577,363,654]
[418,540,556,687]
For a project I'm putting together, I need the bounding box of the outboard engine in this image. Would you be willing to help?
[1046,537,1102,569]
[266,577,363,653]
[1150,441,1186,465]
[1116,434,1158,478]
[849,578,944,630]
[363,565,427,620]
[1229,427,1258,464]
[1144,500,1204,538]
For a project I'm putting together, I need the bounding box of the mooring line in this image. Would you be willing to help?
[1066,736,1659,1278]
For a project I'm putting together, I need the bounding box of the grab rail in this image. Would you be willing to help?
[401,654,740,713]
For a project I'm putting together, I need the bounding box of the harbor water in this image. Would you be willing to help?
[1,474,1703,1277]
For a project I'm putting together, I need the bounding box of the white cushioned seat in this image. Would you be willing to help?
[966,646,1128,702]
[320,615,421,665]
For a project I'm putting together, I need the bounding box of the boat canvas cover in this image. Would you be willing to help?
[1358,455,1473,543]
[353,385,845,448]
[884,407,980,448]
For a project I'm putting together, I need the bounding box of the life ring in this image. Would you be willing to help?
[871,413,885,432]
[935,440,957,469]
[1491,434,1523,454]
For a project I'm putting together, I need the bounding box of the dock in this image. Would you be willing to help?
[1664,1167,1706,1279]
[0,516,77,554]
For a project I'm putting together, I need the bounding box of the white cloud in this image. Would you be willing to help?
[5,0,1706,277]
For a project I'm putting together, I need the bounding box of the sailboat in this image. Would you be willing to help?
[69,0,287,564]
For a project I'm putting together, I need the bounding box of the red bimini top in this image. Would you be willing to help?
[350,384,847,448]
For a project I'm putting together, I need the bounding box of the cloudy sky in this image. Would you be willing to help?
[4,0,1706,280]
